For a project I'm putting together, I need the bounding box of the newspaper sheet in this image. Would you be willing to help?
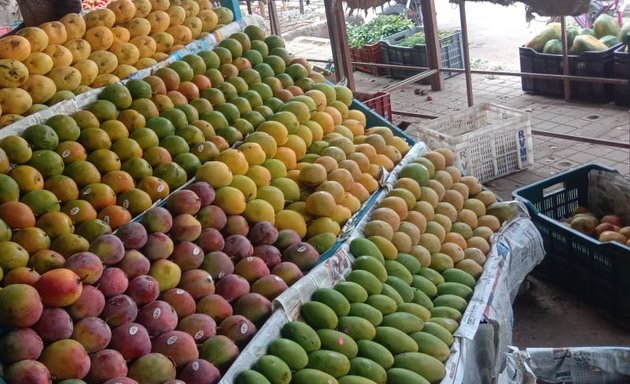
[499,347,630,384]
[588,169,630,225]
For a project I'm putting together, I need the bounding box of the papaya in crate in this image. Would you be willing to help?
[543,39,563,55]
[593,14,620,38]
[526,23,561,52]
[599,35,620,47]
[571,35,609,55]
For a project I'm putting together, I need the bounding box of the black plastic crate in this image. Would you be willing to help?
[513,164,630,327]
[614,45,629,106]
[380,26,463,84]
[519,44,621,102]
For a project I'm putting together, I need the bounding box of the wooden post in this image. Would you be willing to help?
[420,0,443,91]
[325,0,355,89]
[220,0,243,20]
[560,16,571,101]
[459,1,473,106]
[268,0,282,35]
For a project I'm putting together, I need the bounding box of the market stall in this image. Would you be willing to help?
[0,0,626,383]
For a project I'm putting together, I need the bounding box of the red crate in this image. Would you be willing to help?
[362,92,392,121]
[349,43,385,76]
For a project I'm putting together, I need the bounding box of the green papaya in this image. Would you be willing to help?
[593,13,620,38]
[430,306,462,322]
[412,289,433,310]
[526,23,561,52]
[600,35,620,47]
[543,39,563,54]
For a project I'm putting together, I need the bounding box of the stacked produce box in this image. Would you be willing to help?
[0,1,521,382]
[519,14,625,102]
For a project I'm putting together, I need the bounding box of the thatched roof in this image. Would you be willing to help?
[450,0,590,17]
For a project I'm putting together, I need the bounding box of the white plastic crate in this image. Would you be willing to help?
[412,103,534,183]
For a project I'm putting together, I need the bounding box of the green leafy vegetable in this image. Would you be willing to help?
[397,30,454,47]
[346,15,414,48]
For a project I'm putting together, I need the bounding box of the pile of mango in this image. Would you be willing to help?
[0,0,233,126]
[235,150,513,384]
[0,25,421,384]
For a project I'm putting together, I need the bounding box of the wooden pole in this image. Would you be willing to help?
[420,0,443,91]
[324,0,355,89]
[268,0,281,35]
[560,16,571,101]
[458,1,473,106]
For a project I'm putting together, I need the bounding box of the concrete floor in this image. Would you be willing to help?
[250,0,630,350]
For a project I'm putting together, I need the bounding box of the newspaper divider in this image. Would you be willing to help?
[498,346,630,384]
[0,14,259,139]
